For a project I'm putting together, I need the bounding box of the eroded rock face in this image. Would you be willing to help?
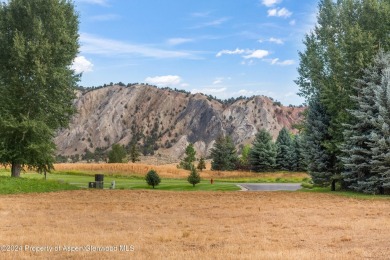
[54,84,305,159]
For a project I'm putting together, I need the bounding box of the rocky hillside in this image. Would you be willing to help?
[54,84,305,160]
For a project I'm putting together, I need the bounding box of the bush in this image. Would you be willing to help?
[145,170,161,189]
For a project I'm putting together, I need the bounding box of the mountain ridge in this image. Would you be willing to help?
[54,84,305,160]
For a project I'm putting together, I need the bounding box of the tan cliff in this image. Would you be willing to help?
[54,84,305,160]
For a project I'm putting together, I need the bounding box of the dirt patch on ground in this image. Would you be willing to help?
[0,190,389,259]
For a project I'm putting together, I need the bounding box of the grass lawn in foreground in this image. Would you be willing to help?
[0,170,240,192]
[300,186,390,199]
[0,176,80,194]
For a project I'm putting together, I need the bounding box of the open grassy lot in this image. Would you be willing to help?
[0,170,240,192]
[0,190,389,259]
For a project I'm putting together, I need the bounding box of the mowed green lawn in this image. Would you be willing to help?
[0,169,240,194]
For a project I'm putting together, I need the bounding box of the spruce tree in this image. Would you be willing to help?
[341,51,390,193]
[275,127,293,171]
[129,143,141,163]
[369,57,390,193]
[303,96,333,186]
[197,157,206,171]
[249,129,276,172]
[145,169,161,189]
[187,165,201,187]
[179,143,196,170]
[291,135,306,172]
[210,135,238,171]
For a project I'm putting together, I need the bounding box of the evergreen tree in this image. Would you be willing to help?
[210,135,238,171]
[291,135,306,172]
[0,0,79,177]
[369,57,390,193]
[341,51,390,193]
[249,129,276,172]
[296,0,390,179]
[275,127,294,171]
[303,96,334,186]
[197,157,206,171]
[145,169,161,189]
[187,165,201,187]
[129,143,141,163]
[179,143,196,170]
[108,144,127,163]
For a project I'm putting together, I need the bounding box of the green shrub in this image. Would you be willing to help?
[145,170,161,189]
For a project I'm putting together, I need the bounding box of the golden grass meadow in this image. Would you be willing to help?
[52,162,309,180]
[0,189,389,259]
[0,163,389,259]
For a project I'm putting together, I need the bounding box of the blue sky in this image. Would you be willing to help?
[72,0,318,105]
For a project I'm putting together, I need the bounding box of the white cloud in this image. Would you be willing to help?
[145,75,182,86]
[212,77,230,85]
[241,60,256,66]
[261,0,282,7]
[270,58,295,66]
[80,33,196,59]
[289,19,296,26]
[213,78,223,85]
[269,37,284,44]
[268,7,292,18]
[192,17,230,29]
[216,48,247,57]
[243,50,269,59]
[191,11,211,17]
[71,56,93,74]
[167,38,193,46]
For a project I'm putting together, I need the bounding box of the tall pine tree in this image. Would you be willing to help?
[303,96,334,186]
[369,57,390,193]
[249,129,276,172]
[341,51,390,193]
[210,135,238,171]
[275,127,293,171]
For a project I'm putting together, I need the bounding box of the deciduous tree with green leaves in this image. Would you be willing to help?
[0,0,79,177]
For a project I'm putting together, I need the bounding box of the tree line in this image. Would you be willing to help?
[296,0,390,194]
[178,128,306,173]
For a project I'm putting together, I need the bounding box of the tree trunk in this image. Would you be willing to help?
[11,163,21,178]
[331,180,336,191]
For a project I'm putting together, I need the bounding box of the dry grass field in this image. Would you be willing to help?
[0,190,389,259]
[53,163,309,180]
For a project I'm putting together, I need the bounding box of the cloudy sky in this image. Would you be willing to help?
[72,0,318,105]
